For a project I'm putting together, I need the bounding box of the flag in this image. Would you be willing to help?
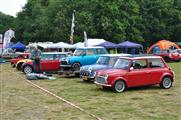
[84,31,88,47]
[0,34,2,43]
[70,10,75,44]
[3,29,15,49]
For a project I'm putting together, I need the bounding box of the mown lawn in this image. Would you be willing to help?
[0,62,181,120]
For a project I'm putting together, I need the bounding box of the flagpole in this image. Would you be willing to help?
[70,10,75,45]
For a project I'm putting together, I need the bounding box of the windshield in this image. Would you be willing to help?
[108,57,118,66]
[114,58,131,69]
[96,56,110,65]
[74,49,85,56]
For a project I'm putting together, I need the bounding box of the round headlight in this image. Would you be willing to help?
[103,74,108,79]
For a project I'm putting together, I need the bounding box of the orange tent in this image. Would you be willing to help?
[147,40,180,54]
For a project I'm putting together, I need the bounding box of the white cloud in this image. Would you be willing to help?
[0,0,27,17]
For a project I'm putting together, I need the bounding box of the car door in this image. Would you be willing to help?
[127,59,150,87]
[41,54,54,71]
[148,58,166,84]
[81,49,97,65]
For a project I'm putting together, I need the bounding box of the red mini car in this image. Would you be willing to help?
[10,53,30,67]
[21,52,69,74]
[94,55,175,93]
[154,49,180,62]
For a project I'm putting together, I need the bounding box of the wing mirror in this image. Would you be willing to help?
[129,67,134,71]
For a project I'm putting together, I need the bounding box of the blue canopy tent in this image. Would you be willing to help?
[118,41,144,54]
[96,41,118,48]
[11,41,26,52]
[7,42,14,48]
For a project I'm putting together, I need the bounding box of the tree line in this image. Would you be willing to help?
[0,0,181,46]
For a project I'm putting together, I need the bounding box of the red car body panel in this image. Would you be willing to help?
[95,56,174,89]
[154,50,180,61]
[23,60,61,72]
[10,53,30,66]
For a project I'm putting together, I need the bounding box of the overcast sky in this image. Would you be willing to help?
[0,0,27,17]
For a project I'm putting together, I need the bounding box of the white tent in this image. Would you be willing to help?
[87,39,106,47]
[54,42,73,48]
[72,42,84,48]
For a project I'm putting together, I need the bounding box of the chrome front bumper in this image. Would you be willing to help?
[94,81,111,87]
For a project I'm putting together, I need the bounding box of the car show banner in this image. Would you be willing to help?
[3,29,15,49]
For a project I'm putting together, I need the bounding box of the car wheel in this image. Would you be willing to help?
[17,62,23,71]
[23,65,33,74]
[72,62,81,72]
[160,76,172,89]
[75,73,80,77]
[164,57,170,62]
[113,80,126,93]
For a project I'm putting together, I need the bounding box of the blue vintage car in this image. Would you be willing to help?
[60,47,108,76]
[80,54,131,81]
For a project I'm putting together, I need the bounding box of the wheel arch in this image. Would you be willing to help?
[112,78,128,88]
[161,74,173,83]
[72,61,82,66]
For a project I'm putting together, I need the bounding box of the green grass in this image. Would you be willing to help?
[0,62,181,120]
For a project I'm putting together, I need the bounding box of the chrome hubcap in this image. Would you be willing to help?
[115,81,125,92]
[24,66,32,74]
[163,78,171,88]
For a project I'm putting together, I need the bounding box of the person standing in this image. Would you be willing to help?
[31,46,42,73]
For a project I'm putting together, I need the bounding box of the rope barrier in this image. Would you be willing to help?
[8,68,103,120]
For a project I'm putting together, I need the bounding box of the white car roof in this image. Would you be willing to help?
[100,54,131,57]
[42,52,69,54]
[119,55,162,59]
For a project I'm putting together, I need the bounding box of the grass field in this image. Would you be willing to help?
[0,62,181,120]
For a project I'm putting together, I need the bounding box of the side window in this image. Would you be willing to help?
[48,54,54,60]
[42,54,54,60]
[108,57,118,66]
[54,54,66,60]
[132,59,147,69]
[41,54,46,60]
[86,49,94,55]
[96,48,107,54]
[149,58,165,68]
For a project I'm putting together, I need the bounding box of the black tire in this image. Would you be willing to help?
[72,62,81,72]
[164,57,170,62]
[17,62,23,71]
[113,80,126,93]
[75,73,80,77]
[160,76,172,89]
[23,65,33,74]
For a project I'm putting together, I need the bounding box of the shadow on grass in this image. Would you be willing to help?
[99,85,162,93]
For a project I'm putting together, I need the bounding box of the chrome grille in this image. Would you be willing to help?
[95,76,107,84]
[80,70,90,76]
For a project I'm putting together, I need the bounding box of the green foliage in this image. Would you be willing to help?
[0,0,180,45]
[0,12,15,34]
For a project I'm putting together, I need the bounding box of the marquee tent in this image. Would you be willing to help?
[96,41,118,48]
[87,39,106,46]
[54,42,73,48]
[117,41,143,54]
[147,40,180,54]
[11,42,25,51]
[72,42,84,48]
[118,41,143,48]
